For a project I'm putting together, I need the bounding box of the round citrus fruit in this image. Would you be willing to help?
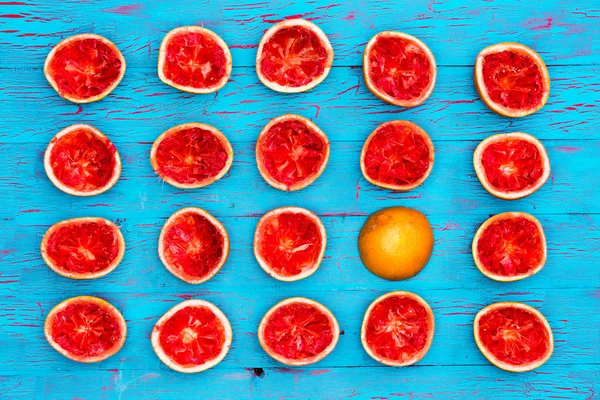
[254,206,326,282]
[44,296,126,363]
[41,217,125,280]
[474,132,550,200]
[158,26,232,94]
[358,207,434,281]
[258,297,339,366]
[475,42,550,117]
[473,212,547,282]
[44,124,121,197]
[44,34,126,103]
[361,291,435,366]
[150,122,234,189]
[474,302,553,372]
[151,299,232,373]
[363,31,436,107]
[158,207,229,284]
[360,120,434,191]
[256,19,333,93]
[256,114,330,191]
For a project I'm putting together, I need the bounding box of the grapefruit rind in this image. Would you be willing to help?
[150,122,234,189]
[253,206,327,282]
[256,19,334,93]
[40,217,125,280]
[44,296,127,363]
[473,302,554,372]
[258,297,340,366]
[360,120,435,191]
[151,299,232,373]
[360,291,435,367]
[363,31,437,108]
[158,207,229,284]
[475,42,550,118]
[158,26,232,94]
[43,124,122,197]
[472,212,547,282]
[44,34,126,104]
[256,114,330,192]
[473,132,550,200]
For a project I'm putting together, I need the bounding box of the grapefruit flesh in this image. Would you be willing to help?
[254,207,326,281]
[151,300,232,373]
[41,218,124,279]
[151,123,233,189]
[474,213,546,281]
[45,125,120,196]
[159,208,228,284]
[259,298,339,366]
[256,19,333,92]
[364,32,436,107]
[158,27,231,93]
[361,120,434,191]
[362,291,434,366]
[475,302,553,372]
[256,115,329,191]
[475,43,550,117]
[44,296,126,363]
[44,34,125,103]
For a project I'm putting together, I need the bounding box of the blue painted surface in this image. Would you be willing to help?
[0,1,599,399]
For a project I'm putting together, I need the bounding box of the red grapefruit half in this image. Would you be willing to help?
[151,299,232,373]
[475,42,550,117]
[474,302,554,372]
[44,34,126,103]
[41,217,125,280]
[361,291,435,366]
[150,123,234,189]
[44,296,126,363]
[256,19,333,93]
[473,212,547,282]
[256,114,330,191]
[258,297,339,366]
[363,31,437,107]
[158,26,232,94]
[44,124,121,197]
[254,207,326,282]
[474,132,550,200]
[360,120,434,191]
[158,207,229,284]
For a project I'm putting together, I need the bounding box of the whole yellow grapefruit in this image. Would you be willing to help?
[358,207,434,280]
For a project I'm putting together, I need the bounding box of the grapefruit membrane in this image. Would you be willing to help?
[473,212,547,282]
[256,19,333,93]
[41,217,125,280]
[361,291,435,366]
[475,42,550,117]
[44,124,121,197]
[474,302,554,372]
[474,132,550,200]
[360,120,434,191]
[158,26,232,94]
[44,34,126,103]
[151,299,232,373]
[256,114,330,191]
[363,31,437,107]
[258,297,339,366]
[150,123,234,189]
[44,296,126,363]
[254,207,326,282]
[158,208,229,284]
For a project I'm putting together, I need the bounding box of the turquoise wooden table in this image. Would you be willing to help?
[1,1,599,399]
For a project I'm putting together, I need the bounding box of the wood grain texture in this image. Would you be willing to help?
[0,0,598,399]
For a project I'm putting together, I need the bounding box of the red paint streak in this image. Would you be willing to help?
[0,2,30,5]
[529,17,553,30]
[101,3,143,16]
[175,294,194,300]
[229,44,258,49]
[0,280,18,284]
[312,104,321,118]
[320,212,367,217]
[60,104,83,116]
[338,84,361,96]
[317,3,340,10]
[355,179,361,202]
[0,249,15,260]
[309,369,331,376]
[0,13,23,18]
[108,368,118,372]
[343,12,355,21]
[556,146,581,153]
[439,222,460,231]
[21,209,41,213]
[0,29,18,33]
[445,99,476,104]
